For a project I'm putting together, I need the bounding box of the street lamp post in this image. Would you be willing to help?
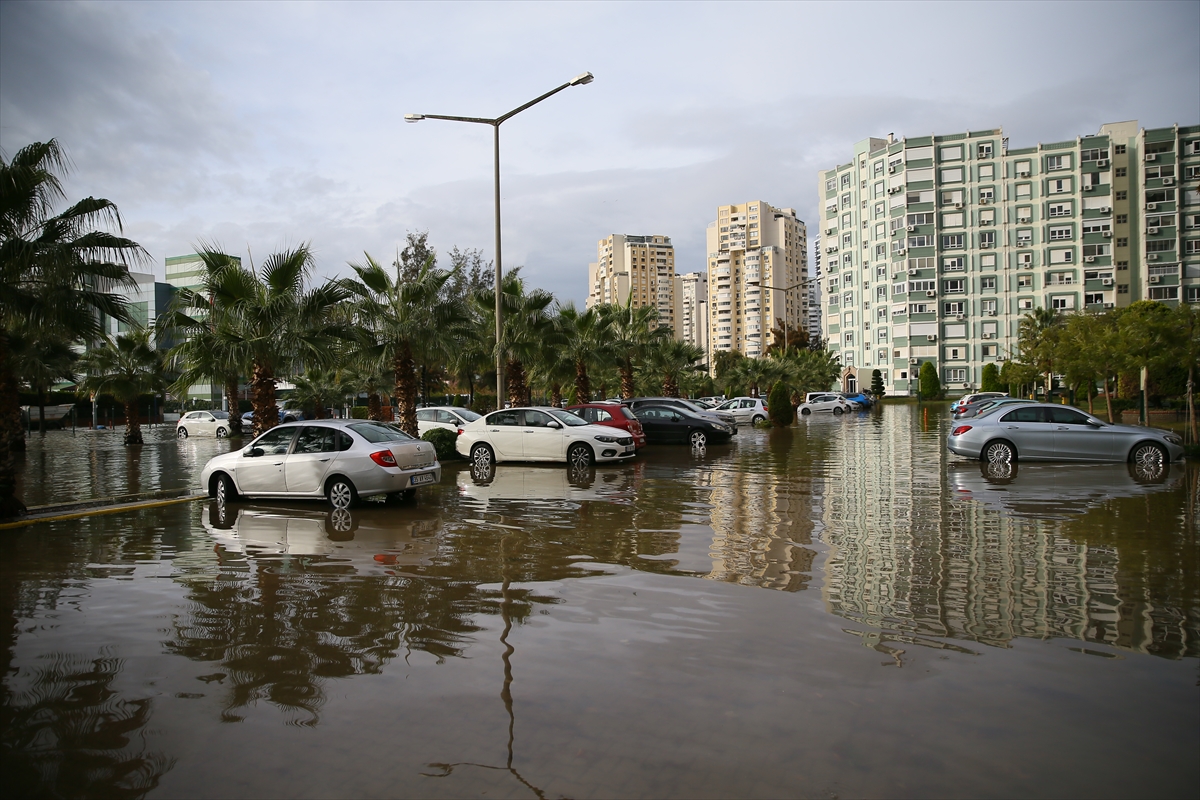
[406,72,594,407]
[754,278,816,354]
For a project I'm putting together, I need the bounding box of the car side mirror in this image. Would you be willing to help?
[1087,419,1104,428]
[547,421,561,429]
[244,446,264,457]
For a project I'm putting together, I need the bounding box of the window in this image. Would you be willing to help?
[1186,240,1200,255]
[1115,190,1127,201]
[980,231,996,248]
[908,303,932,314]
[907,280,936,292]
[942,234,964,249]
[1016,183,1032,199]
[947,368,967,382]
[1081,148,1108,161]
[1085,293,1106,306]
[1114,144,1126,155]
[909,257,936,270]
[981,276,997,290]
[1046,154,1070,171]
[1018,275,1033,287]
[1147,239,1176,252]
[1149,287,1179,301]
[979,186,994,201]
[842,213,852,227]
[843,332,854,346]
[1188,287,1200,303]
[1048,178,1071,194]
[978,142,993,158]
[874,161,884,177]
[944,279,965,293]
[1118,284,1130,294]
[908,189,936,204]
[1050,249,1074,264]
[940,167,964,182]
[908,235,933,247]
[1188,215,1200,230]
[943,257,965,272]
[981,299,998,315]
[1115,167,1127,178]
[1048,202,1071,217]
[841,174,851,189]
[876,286,888,301]
[874,182,886,198]
[877,265,888,278]
[1019,298,1034,310]
[877,328,888,342]
[940,145,963,161]
[1116,214,1128,224]
[944,301,964,315]
[1145,165,1176,179]
[841,193,852,209]
[1015,160,1032,176]
[907,212,934,225]
[1081,220,1111,234]
[1049,225,1072,240]
[941,189,964,205]
[983,344,998,357]
[1051,296,1075,310]
[942,212,964,227]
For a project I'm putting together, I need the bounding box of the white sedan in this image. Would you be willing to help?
[177,410,232,438]
[455,407,637,469]
[200,419,441,508]
[416,406,482,436]
[798,394,853,416]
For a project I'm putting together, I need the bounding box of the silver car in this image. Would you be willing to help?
[416,406,482,436]
[947,402,1184,467]
[177,410,232,438]
[200,419,441,508]
[715,396,769,425]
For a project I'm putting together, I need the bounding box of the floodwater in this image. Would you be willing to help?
[3,408,1198,799]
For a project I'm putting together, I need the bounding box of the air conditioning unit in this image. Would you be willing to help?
[1097,159,1108,167]
[1147,203,1157,211]
[987,311,997,317]
[1100,278,1114,287]
[825,227,836,235]
[1163,177,1175,186]
[1018,216,1031,223]
[1103,231,1113,238]
[1148,253,1159,261]
[1085,256,1096,263]
[897,248,907,255]
[954,202,963,209]
[1084,185,1095,191]
[907,225,916,232]
[1145,153,1157,162]
[1018,170,1031,178]
[926,290,937,297]
[1150,275,1161,283]
[909,357,919,364]
[980,197,991,205]
[1148,226,1159,234]
[982,219,992,225]
[908,268,919,276]
[1104,302,1114,308]
[888,166,897,174]
[1100,206,1110,213]
[955,314,965,321]
[928,335,938,342]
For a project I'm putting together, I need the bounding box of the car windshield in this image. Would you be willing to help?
[211,411,229,420]
[349,422,414,443]
[449,407,481,422]
[547,408,589,427]
[716,400,736,410]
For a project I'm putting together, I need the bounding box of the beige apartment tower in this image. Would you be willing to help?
[706,201,809,358]
[586,234,677,331]
[674,271,709,357]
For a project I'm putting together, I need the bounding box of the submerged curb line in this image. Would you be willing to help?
[1,490,208,530]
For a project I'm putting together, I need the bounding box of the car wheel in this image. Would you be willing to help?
[832,407,843,416]
[1129,442,1167,471]
[176,427,188,439]
[216,427,228,438]
[213,472,238,503]
[800,407,811,416]
[751,414,765,425]
[982,440,1016,464]
[689,429,708,448]
[567,442,593,468]
[326,476,358,510]
[471,443,495,471]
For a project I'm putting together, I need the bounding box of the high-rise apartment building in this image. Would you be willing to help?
[705,201,808,359]
[164,252,242,401]
[675,272,709,357]
[819,121,1199,395]
[809,235,824,344]
[586,234,677,331]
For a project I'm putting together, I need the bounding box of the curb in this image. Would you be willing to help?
[2,489,208,530]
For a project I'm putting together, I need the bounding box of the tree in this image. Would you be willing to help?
[341,252,462,437]
[598,301,664,400]
[870,368,886,397]
[1174,303,1200,443]
[979,363,1001,393]
[1118,301,1179,424]
[764,317,810,356]
[203,244,349,435]
[918,360,941,400]
[11,324,77,433]
[1018,307,1063,397]
[395,230,436,283]
[649,339,704,397]
[553,303,611,402]
[77,328,166,445]
[767,381,792,427]
[1,139,146,516]
[289,367,353,419]
[474,270,554,408]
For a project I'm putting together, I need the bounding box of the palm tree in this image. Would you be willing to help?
[77,328,166,445]
[474,271,554,408]
[11,324,77,433]
[288,367,353,419]
[340,348,392,421]
[340,253,462,436]
[649,339,705,397]
[201,244,349,435]
[553,303,611,402]
[599,301,664,400]
[1018,307,1062,397]
[0,139,146,515]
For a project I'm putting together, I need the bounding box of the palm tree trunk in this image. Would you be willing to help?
[1104,376,1115,424]
[123,399,143,445]
[620,357,635,400]
[251,361,278,435]
[1188,365,1196,444]
[574,360,590,403]
[551,383,562,408]
[224,376,243,435]
[367,392,382,421]
[662,375,679,398]
[506,359,526,408]
[394,342,418,437]
[0,332,26,518]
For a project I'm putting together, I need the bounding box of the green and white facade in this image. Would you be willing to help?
[818,121,1200,396]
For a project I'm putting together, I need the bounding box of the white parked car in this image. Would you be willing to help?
[715,396,768,425]
[177,410,232,438]
[951,392,1007,415]
[200,419,441,509]
[798,394,852,416]
[455,407,637,469]
[416,406,482,436]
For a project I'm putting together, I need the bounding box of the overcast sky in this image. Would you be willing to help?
[2,0,1197,304]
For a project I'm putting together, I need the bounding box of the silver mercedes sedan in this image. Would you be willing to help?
[201,419,441,508]
[947,402,1184,467]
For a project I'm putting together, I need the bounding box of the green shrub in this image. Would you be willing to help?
[918,361,942,400]
[980,363,1001,393]
[422,428,459,461]
[350,406,369,419]
[767,381,793,427]
[870,369,885,397]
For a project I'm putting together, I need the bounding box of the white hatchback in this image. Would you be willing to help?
[200,419,441,508]
[177,410,232,438]
[715,396,768,425]
[455,407,637,469]
[798,394,852,416]
[416,406,482,436]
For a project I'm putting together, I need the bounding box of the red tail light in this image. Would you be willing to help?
[951,425,972,436]
[370,449,398,467]
[457,428,464,435]
[763,404,769,412]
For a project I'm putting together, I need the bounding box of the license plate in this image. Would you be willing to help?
[409,472,436,486]
[623,445,635,453]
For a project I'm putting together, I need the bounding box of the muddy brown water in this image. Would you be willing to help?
[3,408,1197,798]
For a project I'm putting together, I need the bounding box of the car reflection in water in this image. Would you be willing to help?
[950,458,1180,519]
[202,500,443,570]
[460,459,641,506]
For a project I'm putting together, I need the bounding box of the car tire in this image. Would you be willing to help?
[751,414,765,425]
[216,427,228,438]
[1129,441,1167,470]
[689,429,708,448]
[213,472,238,503]
[567,442,593,468]
[471,443,495,471]
[800,407,811,416]
[326,476,358,510]
[176,427,188,439]
[982,440,1016,465]
[832,407,843,416]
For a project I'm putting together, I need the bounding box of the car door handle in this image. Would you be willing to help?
[1056,427,1069,431]
[319,458,330,462]
[1005,426,1019,430]
[273,462,283,466]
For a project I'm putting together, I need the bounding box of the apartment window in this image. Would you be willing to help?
[1186,166,1200,180]
[981,276,997,290]
[874,182,886,198]
[876,265,887,278]
[1145,189,1176,203]
[983,344,998,357]
[907,213,934,225]
[1049,225,1072,240]
[942,212,964,227]
[909,257,936,270]
[978,143,993,158]
[1184,286,1200,303]
[1145,165,1175,179]
[909,190,936,204]
[877,307,888,321]
[842,311,855,326]
[1046,154,1070,171]
[980,231,996,248]
[1185,240,1200,255]
[941,167,964,182]
[981,254,997,268]
[944,279,965,294]
[1115,190,1127,201]
[909,303,932,314]
[1051,296,1075,310]
[1048,178,1071,194]
[841,193,852,209]
[942,234,964,249]
[1114,144,1126,155]
[979,187,994,202]
[1018,275,1033,287]
[1019,298,1034,310]
[843,332,854,346]
[874,244,886,258]
[842,233,852,247]
[908,235,933,247]
[982,299,997,315]
[1115,167,1127,178]
[876,286,887,301]
[1116,214,1128,224]
[1081,148,1108,161]
[940,145,963,161]
[943,257,965,272]
[874,161,884,177]
[877,328,888,343]
[1148,287,1179,301]
[1084,293,1106,305]
[843,254,853,266]
[1017,206,1033,222]
[944,302,964,315]
[947,368,967,382]
[828,295,839,306]
[1082,220,1111,234]
[1117,284,1130,294]
[843,291,854,305]
[1016,183,1032,199]
[1147,239,1176,252]
[1015,160,1032,176]
[842,213,852,227]
[1049,202,1071,217]
[907,280,935,292]
[941,189,964,205]
[1117,261,1129,270]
